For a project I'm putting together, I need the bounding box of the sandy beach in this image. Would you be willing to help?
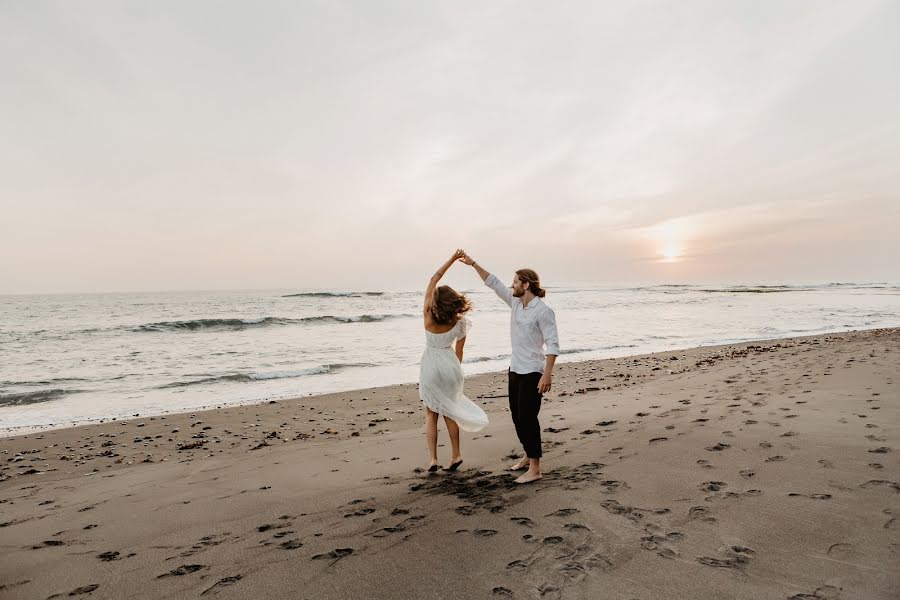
[1,328,897,599]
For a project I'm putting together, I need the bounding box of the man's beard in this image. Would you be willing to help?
[512,289,525,297]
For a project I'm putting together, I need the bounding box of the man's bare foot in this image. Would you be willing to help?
[515,470,542,484]
[508,457,529,471]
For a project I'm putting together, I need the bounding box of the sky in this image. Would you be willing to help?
[1,0,898,294]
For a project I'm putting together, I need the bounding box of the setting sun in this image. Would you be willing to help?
[661,246,682,262]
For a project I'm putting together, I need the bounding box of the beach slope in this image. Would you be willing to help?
[1,329,898,599]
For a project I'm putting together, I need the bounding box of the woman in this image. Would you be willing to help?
[419,249,489,472]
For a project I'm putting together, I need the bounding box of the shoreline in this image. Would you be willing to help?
[2,325,895,439]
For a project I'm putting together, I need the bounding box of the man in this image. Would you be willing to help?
[458,252,559,484]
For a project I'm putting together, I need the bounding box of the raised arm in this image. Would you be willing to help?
[458,252,489,282]
[424,249,465,313]
[459,251,512,307]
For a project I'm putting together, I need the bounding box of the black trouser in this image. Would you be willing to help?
[508,371,543,458]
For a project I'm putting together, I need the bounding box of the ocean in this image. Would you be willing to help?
[1,282,898,435]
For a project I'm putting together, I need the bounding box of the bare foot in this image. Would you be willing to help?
[515,470,542,484]
[444,457,464,471]
[509,457,529,471]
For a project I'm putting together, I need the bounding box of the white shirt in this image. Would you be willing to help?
[485,273,560,375]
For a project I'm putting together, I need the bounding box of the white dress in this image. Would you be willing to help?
[419,317,489,432]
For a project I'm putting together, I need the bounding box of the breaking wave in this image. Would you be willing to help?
[0,389,83,407]
[281,291,385,298]
[135,314,413,332]
[156,363,376,389]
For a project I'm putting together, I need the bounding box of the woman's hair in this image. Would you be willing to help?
[516,268,546,298]
[431,285,473,325]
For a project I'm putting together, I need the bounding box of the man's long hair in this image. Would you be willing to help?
[516,268,546,298]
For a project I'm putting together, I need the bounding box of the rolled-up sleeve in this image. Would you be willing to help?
[539,307,560,356]
[485,273,513,308]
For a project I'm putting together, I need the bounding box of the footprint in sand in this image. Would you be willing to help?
[510,517,535,527]
[859,480,900,492]
[720,489,762,498]
[65,584,101,596]
[641,531,685,550]
[697,545,753,569]
[697,555,749,568]
[201,575,242,596]
[700,481,727,492]
[765,455,786,462]
[492,587,513,596]
[473,529,498,537]
[705,443,730,451]
[739,469,755,479]
[598,480,625,493]
[543,536,564,544]
[535,583,561,599]
[312,548,354,560]
[546,508,579,517]
[506,559,529,572]
[97,551,121,561]
[787,584,841,599]
[158,564,206,578]
[788,493,832,500]
[257,523,288,536]
[689,506,716,522]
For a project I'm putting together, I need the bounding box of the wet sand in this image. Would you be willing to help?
[1,328,898,599]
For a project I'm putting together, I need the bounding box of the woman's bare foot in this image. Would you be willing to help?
[515,469,542,484]
[444,456,463,471]
[427,459,440,473]
[508,456,530,471]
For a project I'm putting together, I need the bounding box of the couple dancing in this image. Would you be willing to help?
[420,249,560,484]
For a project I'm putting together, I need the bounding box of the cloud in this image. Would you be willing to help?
[0,1,898,292]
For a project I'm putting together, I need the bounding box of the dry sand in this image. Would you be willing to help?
[1,328,898,599]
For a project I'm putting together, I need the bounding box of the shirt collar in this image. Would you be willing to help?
[519,297,542,310]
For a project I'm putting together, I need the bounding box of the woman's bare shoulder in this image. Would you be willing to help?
[425,317,458,334]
